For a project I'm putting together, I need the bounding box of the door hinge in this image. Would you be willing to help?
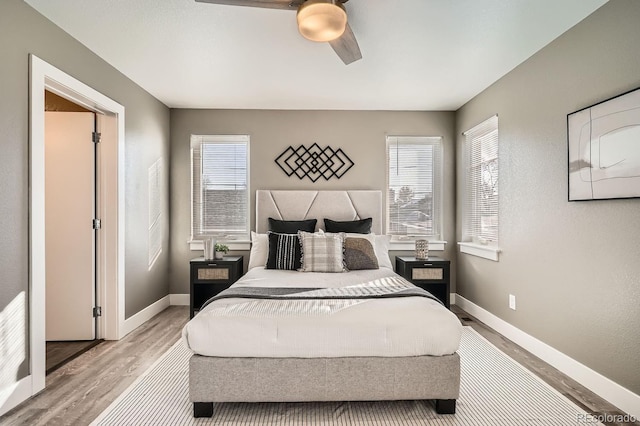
[93,306,102,317]
[93,218,101,230]
[92,132,101,143]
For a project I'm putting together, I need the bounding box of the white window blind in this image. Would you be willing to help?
[386,136,443,239]
[191,135,249,240]
[463,116,499,244]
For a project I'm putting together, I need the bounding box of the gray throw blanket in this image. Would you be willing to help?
[201,275,442,311]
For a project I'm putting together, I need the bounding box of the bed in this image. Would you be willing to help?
[182,190,462,417]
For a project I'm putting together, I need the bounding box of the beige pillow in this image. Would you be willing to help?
[298,231,345,273]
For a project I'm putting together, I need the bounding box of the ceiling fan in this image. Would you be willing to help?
[194,0,362,65]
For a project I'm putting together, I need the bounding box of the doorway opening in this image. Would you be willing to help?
[43,92,104,374]
[29,55,126,398]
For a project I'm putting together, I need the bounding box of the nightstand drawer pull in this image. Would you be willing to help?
[412,268,443,280]
[198,268,229,280]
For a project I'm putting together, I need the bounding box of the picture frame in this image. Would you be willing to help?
[567,86,640,201]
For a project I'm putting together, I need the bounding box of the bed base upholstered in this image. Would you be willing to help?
[190,190,459,417]
[190,353,460,417]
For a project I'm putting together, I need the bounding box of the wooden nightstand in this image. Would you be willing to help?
[395,256,451,309]
[190,256,243,318]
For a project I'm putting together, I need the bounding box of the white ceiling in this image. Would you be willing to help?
[25,0,607,110]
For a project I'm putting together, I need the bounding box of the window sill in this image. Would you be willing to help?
[458,242,501,261]
[189,240,251,251]
[389,240,446,252]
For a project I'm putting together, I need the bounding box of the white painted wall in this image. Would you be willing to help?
[455,0,640,401]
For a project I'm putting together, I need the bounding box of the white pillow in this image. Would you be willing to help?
[248,231,268,269]
[374,234,393,269]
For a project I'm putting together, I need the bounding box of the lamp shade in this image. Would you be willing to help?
[297,0,347,42]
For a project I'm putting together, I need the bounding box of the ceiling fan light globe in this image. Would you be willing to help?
[297,1,347,42]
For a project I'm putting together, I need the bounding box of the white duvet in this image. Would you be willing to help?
[182,267,462,358]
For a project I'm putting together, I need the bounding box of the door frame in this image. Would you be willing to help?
[29,55,126,394]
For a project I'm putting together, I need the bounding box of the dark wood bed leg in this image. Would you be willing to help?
[193,402,213,417]
[435,399,456,414]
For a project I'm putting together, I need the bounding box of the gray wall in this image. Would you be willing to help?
[455,0,640,394]
[0,0,171,386]
[170,110,456,294]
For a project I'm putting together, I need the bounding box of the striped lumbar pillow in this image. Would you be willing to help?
[266,232,301,270]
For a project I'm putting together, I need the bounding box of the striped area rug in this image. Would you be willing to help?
[91,327,601,425]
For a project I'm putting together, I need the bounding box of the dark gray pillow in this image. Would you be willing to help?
[324,218,372,234]
[268,218,317,233]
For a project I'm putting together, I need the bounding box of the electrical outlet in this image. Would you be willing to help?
[509,294,516,310]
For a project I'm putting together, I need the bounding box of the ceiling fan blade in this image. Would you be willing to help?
[328,22,362,65]
[194,0,303,10]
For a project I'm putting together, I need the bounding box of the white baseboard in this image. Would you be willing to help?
[450,293,456,306]
[0,375,32,417]
[455,295,640,419]
[169,294,189,306]
[120,295,170,337]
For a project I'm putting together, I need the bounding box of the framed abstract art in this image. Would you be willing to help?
[567,86,640,201]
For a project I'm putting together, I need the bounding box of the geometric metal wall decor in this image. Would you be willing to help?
[275,143,355,182]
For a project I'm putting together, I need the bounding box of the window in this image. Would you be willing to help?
[386,136,443,240]
[191,135,249,242]
[463,115,499,246]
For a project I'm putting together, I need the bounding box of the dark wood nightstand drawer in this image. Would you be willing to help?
[190,256,243,318]
[396,256,451,309]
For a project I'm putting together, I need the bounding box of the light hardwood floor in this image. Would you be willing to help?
[1,306,190,426]
[46,340,102,374]
[1,305,637,425]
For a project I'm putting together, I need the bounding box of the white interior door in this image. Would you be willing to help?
[45,111,96,341]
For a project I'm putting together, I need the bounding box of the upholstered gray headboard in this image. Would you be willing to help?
[256,190,382,234]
